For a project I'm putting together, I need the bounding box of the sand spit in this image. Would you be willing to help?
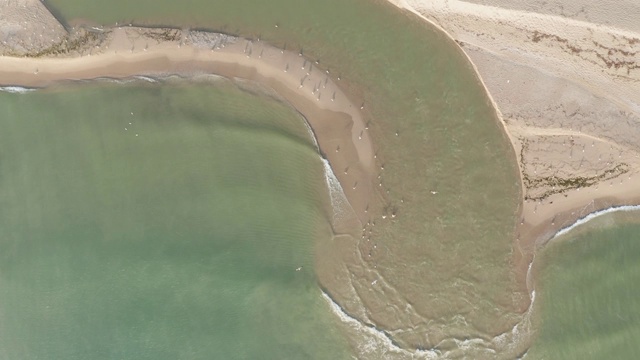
[386,0,640,355]
[392,0,640,239]
[0,25,375,225]
[5,2,639,358]
[0,21,396,356]
[388,0,640,268]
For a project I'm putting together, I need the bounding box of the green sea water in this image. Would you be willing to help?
[39,0,524,356]
[34,0,640,357]
[0,82,351,359]
[529,215,640,359]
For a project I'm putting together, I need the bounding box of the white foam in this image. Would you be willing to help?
[301,117,319,151]
[321,291,438,359]
[509,205,640,357]
[133,75,158,83]
[0,86,36,94]
[552,205,640,239]
[492,286,535,353]
[525,257,535,292]
[92,77,138,85]
[500,206,640,358]
[452,338,493,353]
[321,158,356,224]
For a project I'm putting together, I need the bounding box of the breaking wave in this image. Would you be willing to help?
[321,157,356,225]
[321,291,439,359]
[300,116,319,151]
[516,205,640,358]
[0,86,36,94]
[132,75,158,83]
[552,204,640,239]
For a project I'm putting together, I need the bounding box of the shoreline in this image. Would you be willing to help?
[0,26,383,351]
[4,1,638,356]
[387,0,640,355]
[0,25,376,229]
[388,0,640,284]
[552,204,640,240]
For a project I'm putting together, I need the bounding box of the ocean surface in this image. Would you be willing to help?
[1,0,635,357]
[529,212,640,359]
[34,0,640,357]
[0,82,352,359]
[34,0,526,357]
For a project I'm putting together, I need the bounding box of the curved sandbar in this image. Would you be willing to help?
[0,16,528,356]
[0,26,375,231]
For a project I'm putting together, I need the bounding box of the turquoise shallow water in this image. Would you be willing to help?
[0,82,351,359]
[529,214,640,359]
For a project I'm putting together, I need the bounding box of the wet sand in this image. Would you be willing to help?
[0,26,385,346]
[0,26,376,230]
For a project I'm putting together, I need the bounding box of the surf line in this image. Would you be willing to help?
[518,205,640,358]
[0,86,36,93]
[550,204,640,240]
[0,26,375,224]
[320,290,440,359]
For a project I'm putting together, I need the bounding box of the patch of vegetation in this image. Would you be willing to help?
[519,138,629,201]
[141,28,182,42]
[26,28,106,58]
[529,30,639,74]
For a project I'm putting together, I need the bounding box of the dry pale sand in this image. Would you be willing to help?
[0,0,67,55]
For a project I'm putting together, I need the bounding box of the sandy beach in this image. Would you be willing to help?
[0,0,67,55]
[3,0,640,356]
[387,0,640,283]
[0,17,386,346]
[0,25,376,228]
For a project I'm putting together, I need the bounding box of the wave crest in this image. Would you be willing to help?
[553,205,640,239]
[0,86,36,94]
